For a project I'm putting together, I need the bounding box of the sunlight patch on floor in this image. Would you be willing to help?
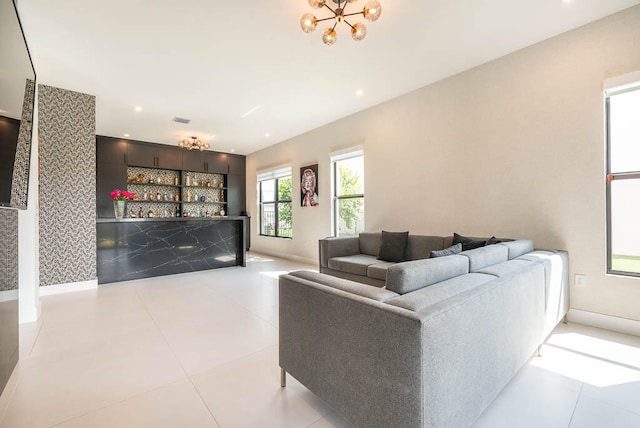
[532,332,640,388]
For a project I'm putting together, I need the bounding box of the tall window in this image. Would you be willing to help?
[331,150,364,237]
[258,168,292,238]
[606,82,640,276]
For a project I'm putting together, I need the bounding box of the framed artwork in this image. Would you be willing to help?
[300,164,319,207]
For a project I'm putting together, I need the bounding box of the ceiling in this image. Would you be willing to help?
[16,0,640,155]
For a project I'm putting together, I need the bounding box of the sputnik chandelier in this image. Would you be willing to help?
[300,0,382,45]
[178,136,209,151]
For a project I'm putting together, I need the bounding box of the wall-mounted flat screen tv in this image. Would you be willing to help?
[0,0,36,209]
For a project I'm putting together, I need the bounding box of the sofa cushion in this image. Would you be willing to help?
[386,255,469,295]
[460,245,509,272]
[286,270,399,302]
[385,273,496,312]
[328,254,380,276]
[359,232,381,256]
[405,235,447,260]
[497,239,534,259]
[453,232,487,250]
[477,259,535,277]
[430,243,462,258]
[377,230,409,262]
[367,261,395,281]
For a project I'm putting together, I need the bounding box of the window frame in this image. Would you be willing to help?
[605,83,640,278]
[258,174,292,239]
[331,150,365,237]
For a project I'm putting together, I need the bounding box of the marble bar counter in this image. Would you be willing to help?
[97,217,246,284]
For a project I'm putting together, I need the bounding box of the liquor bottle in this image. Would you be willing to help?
[137,208,143,218]
[175,206,180,217]
[174,176,179,186]
[185,172,191,186]
[155,208,160,217]
[187,190,192,202]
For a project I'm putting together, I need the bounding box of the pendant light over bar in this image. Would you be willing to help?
[178,136,210,151]
[301,0,382,45]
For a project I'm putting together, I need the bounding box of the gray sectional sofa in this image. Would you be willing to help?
[280,237,569,428]
[319,232,497,287]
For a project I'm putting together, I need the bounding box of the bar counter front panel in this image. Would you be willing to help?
[97,217,246,284]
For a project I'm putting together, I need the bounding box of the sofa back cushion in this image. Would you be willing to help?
[377,231,409,262]
[386,255,469,295]
[498,239,534,259]
[460,245,509,272]
[405,235,447,260]
[359,232,382,256]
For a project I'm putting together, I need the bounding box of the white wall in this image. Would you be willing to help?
[247,6,640,322]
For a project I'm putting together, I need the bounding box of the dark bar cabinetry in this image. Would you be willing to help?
[96,136,247,218]
[127,141,182,170]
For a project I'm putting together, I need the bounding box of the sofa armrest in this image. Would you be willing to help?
[318,236,360,268]
[287,270,399,302]
[279,273,423,428]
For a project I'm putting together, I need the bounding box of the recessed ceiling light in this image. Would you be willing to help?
[230,149,236,153]
[356,90,364,96]
[124,133,130,137]
[135,106,143,112]
[265,132,271,137]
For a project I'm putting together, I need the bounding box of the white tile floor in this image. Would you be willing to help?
[1,253,639,427]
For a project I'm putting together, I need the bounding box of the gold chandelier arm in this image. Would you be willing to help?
[343,11,364,18]
[316,16,336,23]
[324,3,336,14]
[343,19,355,30]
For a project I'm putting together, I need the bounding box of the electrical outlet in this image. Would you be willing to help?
[575,274,587,288]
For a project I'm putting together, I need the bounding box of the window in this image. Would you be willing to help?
[331,150,364,237]
[258,167,292,238]
[606,82,640,276]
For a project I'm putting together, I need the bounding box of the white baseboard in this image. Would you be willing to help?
[39,279,98,296]
[0,290,18,303]
[567,308,640,337]
[247,249,317,267]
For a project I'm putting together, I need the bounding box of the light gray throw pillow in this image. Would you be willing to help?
[430,243,463,258]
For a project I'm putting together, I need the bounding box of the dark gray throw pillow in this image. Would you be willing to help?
[377,230,409,262]
[486,236,503,245]
[453,232,486,251]
[430,243,463,258]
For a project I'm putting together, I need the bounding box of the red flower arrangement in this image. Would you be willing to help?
[110,189,135,201]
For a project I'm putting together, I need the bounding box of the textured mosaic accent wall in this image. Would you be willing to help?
[10,79,35,208]
[38,85,96,287]
[0,209,18,292]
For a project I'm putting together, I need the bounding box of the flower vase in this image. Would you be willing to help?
[114,200,126,219]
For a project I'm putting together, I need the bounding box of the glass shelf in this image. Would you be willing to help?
[128,182,181,188]
[129,200,180,204]
[183,185,226,189]
[182,201,227,204]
